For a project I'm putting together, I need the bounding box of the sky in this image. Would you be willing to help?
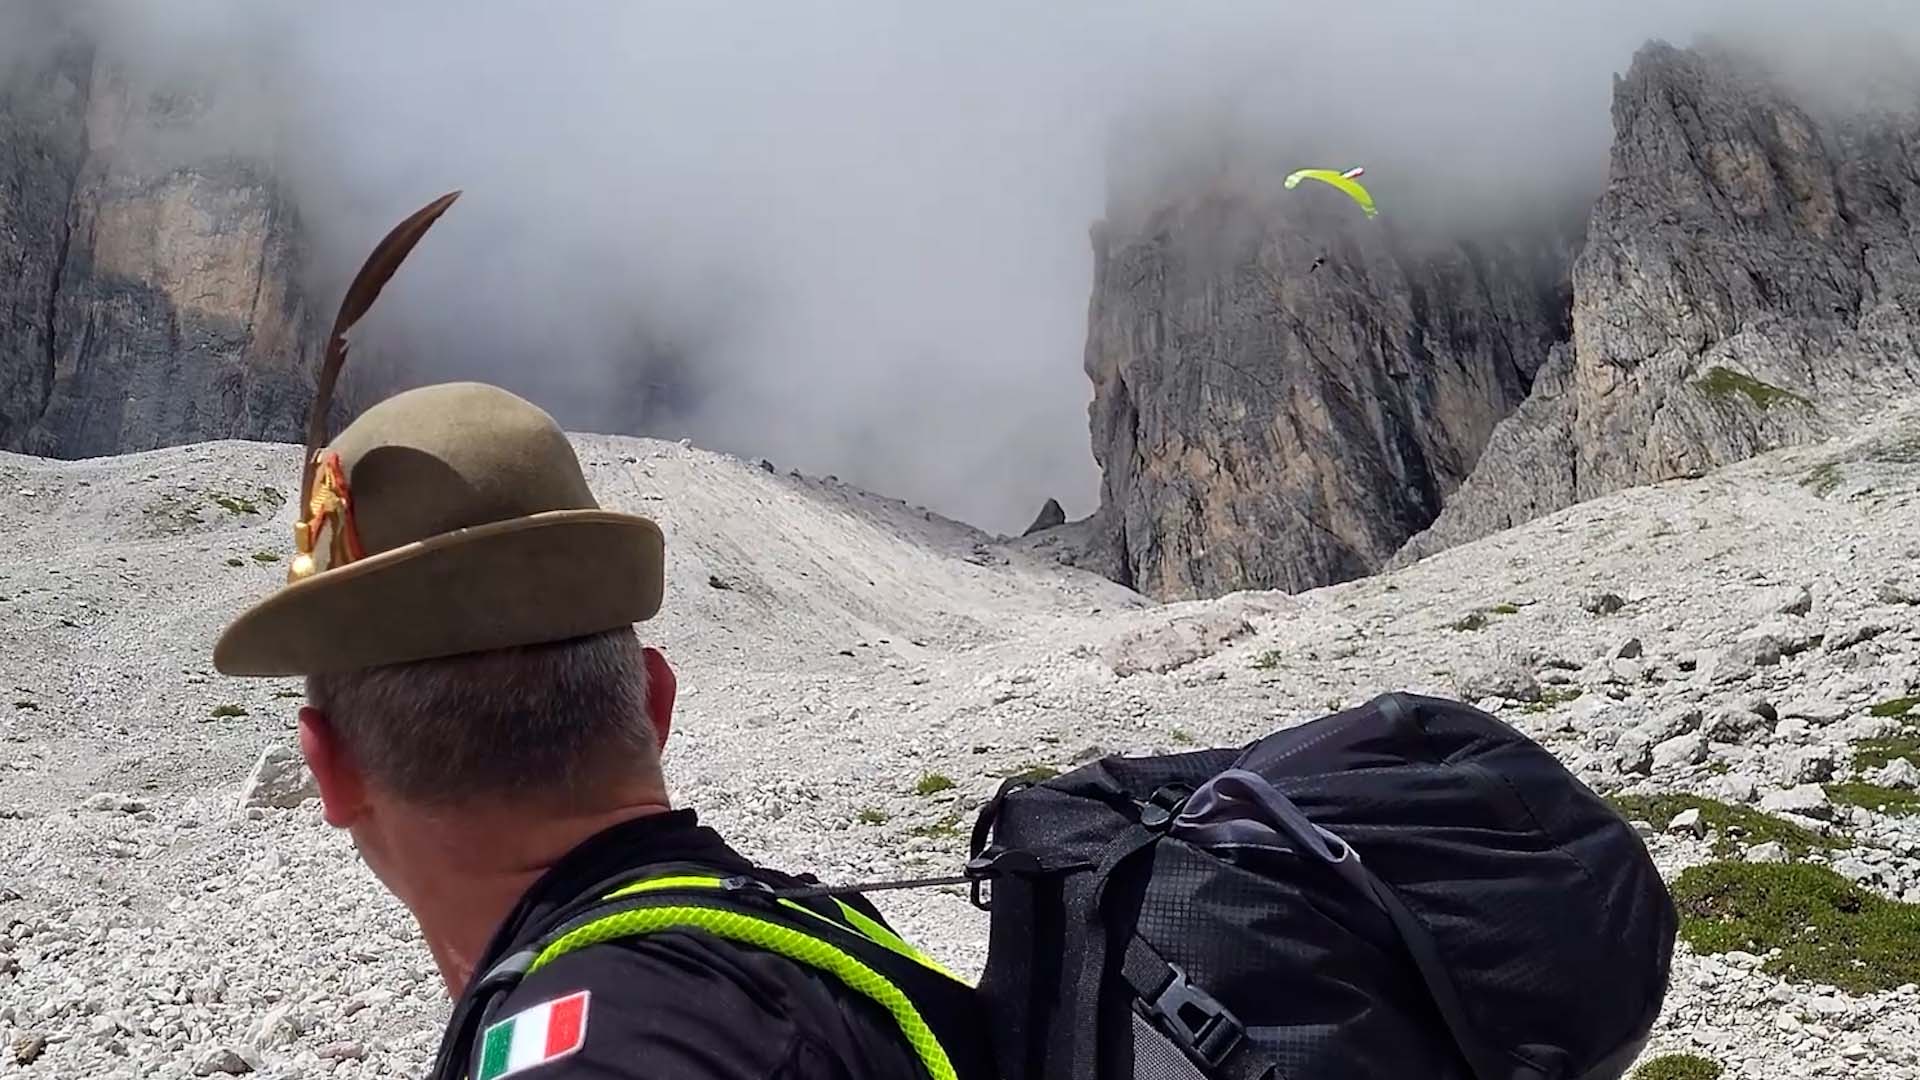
[18,0,1920,530]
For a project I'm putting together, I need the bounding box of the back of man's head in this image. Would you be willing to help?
[305,627,659,811]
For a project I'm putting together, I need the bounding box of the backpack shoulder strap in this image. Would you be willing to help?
[444,867,972,1080]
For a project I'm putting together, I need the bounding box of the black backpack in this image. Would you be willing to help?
[434,692,1672,1080]
[963,692,1677,1080]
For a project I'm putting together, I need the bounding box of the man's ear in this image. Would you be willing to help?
[298,705,368,829]
[641,647,676,752]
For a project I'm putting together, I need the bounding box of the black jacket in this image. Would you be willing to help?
[430,810,934,1079]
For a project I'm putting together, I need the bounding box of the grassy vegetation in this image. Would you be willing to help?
[1694,366,1810,411]
[144,493,207,533]
[1169,728,1198,746]
[913,773,956,796]
[1825,783,1920,816]
[250,551,281,564]
[208,487,285,516]
[1674,862,1920,994]
[1869,696,1920,718]
[1607,794,1838,859]
[1518,686,1584,714]
[1445,603,1524,631]
[1853,722,1920,772]
[1633,1054,1722,1080]
[208,703,248,719]
[1002,764,1061,785]
[1801,462,1843,497]
[1250,650,1284,670]
[857,807,889,826]
[907,812,964,840]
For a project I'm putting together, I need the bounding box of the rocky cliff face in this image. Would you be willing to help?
[1074,179,1578,600]
[0,36,314,459]
[1397,43,1920,564]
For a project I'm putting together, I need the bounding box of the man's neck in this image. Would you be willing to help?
[392,798,671,996]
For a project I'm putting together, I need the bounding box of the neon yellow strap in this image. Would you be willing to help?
[601,874,965,981]
[604,875,726,898]
[829,899,968,984]
[530,903,958,1080]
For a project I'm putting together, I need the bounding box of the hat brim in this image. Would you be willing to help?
[213,509,664,677]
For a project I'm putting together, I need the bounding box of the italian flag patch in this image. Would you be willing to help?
[476,990,590,1080]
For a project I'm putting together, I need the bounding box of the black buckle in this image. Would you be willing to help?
[1138,784,1193,830]
[964,846,1039,910]
[1144,964,1245,1068]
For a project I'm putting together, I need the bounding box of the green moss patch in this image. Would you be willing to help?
[1673,862,1920,994]
[208,703,248,719]
[1853,723,1920,772]
[1250,650,1283,670]
[1633,1054,1722,1080]
[1447,603,1524,631]
[907,812,963,840]
[250,551,281,564]
[1518,686,1583,714]
[857,807,889,826]
[1694,367,1810,411]
[208,487,285,515]
[225,557,245,567]
[912,773,956,796]
[143,493,207,533]
[1801,463,1843,497]
[1826,783,1920,815]
[1607,794,1838,859]
[1869,696,1920,718]
[1002,764,1061,785]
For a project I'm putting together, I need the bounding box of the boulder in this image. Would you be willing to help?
[1785,745,1835,785]
[1668,807,1706,838]
[1609,637,1645,660]
[1877,579,1920,606]
[1652,733,1709,771]
[1759,785,1832,821]
[237,746,317,812]
[1021,498,1067,537]
[1701,705,1769,744]
[1102,613,1253,677]
[1454,661,1542,703]
[1870,758,1920,790]
[1582,592,1628,616]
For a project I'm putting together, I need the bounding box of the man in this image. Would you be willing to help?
[212,197,985,1080]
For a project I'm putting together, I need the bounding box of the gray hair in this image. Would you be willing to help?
[305,628,658,808]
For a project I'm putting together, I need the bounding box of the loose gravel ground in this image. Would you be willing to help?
[2,404,1918,1078]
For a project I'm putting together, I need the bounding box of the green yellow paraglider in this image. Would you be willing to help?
[1284,167,1376,219]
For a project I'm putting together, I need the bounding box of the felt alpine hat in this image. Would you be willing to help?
[213,193,664,677]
